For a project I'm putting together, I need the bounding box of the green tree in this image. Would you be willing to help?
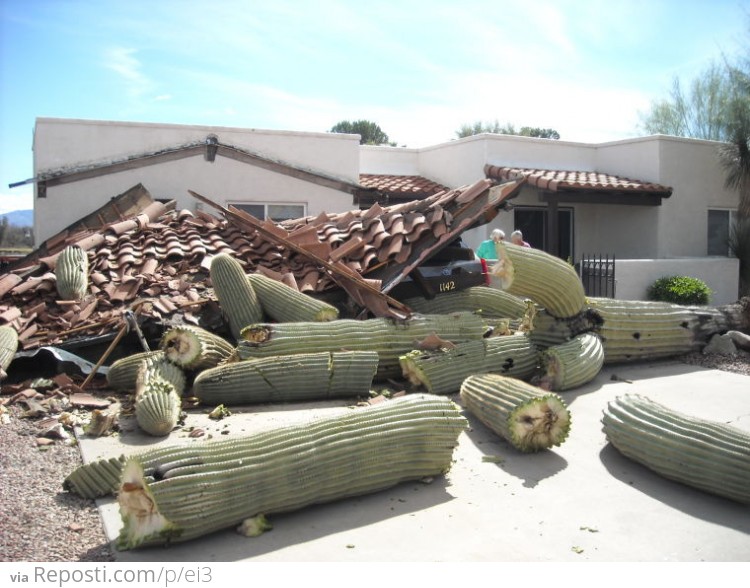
[639,62,734,141]
[329,120,395,145]
[455,120,559,139]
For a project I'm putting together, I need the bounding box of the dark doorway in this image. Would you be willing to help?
[514,206,574,260]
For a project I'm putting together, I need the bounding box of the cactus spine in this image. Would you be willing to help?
[115,394,467,549]
[460,373,571,452]
[193,351,378,405]
[602,394,750,504]
[55,245,89,301]
[247,273,339,322]
[210,253,263,340]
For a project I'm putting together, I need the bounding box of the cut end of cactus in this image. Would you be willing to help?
[236,514,273,537]
[116,459,180,550]
[160,328,201,368]
[508,394,571,452]
[489,242,514,290]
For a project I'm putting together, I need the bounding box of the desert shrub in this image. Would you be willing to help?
[647,275,711,305]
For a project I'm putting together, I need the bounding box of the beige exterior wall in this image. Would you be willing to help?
[33,118,361,243]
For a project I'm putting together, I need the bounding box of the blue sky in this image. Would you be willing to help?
[1,0,748,214]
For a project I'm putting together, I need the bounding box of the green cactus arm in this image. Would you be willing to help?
[107,350,167,392]
[602,394,750,504]
[400,286,528,319]
[192,351,378,405]
[237,312,486,380]
[210,253,264,340]
[247,273,339,322]
[488,242,586,319]
[159,325,234,371]
[540,333,604,391]
[400,334,539,395]
[55,245,89,301]
[0,325,19,380]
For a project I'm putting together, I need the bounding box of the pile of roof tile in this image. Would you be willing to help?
[0,178,517,351]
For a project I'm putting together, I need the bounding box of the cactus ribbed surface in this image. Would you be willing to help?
[401,287,528,319]
[400,335,539,395]
[589,298,705,363]
[193,351,378,405]
[64,456,128,498]
[159,325,234,371]
[210,253,263,340]
[237,312,486,379]
[0,325,18,380]
[247,273,339,322]
[115,394,467,549]
[540,333,604,391]
[134,380,182,437]
[488,242,585,318]
[107,350,166,392]
[602,394,750,504]
[55,245,89,301]
[460,373,571,452]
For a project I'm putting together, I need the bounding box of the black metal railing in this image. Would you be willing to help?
[577,254,616,298]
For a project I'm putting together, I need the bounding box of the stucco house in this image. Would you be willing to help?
[19,117,741,303]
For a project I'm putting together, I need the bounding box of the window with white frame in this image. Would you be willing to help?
[707,208,737,256]
[230,202,306,222]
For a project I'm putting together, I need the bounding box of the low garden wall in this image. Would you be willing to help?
[615,257,740,305]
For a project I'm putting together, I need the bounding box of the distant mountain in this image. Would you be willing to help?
[0,209,33,226]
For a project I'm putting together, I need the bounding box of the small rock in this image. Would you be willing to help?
[35,437,55,447]
[69,392,111,409]
[68,522,84,533]
[703,334,738,356]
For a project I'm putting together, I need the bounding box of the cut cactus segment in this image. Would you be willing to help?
[460,373,571,452]
[159,325,234,371]
[210,253,264,340]
[55,245,89,301]
[540,333,604,391]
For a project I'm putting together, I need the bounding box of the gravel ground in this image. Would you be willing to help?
[0,349,747,563]
[0,410,115,562]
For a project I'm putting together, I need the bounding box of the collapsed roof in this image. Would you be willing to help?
[0,178,524,350]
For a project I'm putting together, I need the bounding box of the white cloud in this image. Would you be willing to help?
[0,190,34,215]
[103,46,152,98]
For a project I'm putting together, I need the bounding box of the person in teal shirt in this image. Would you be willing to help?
[476,228,505,260]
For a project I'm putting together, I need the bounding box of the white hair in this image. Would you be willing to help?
[511,230,524,239]
[491,228,505,240]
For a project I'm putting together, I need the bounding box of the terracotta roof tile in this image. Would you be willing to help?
[484,165,672,196]
[1,178,515,349]
[360,174,449,197]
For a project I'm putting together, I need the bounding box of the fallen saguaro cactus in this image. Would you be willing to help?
[489,242,586,319]
[115,394,467,549]
[134,357,184,437]
[602,394,750,504]
[460,373,571,452]
[401,286,528,319]
[55,244,89,301]
[539,333,604,391]
[237,312,486,379]
[210,253,263,340]
[400,334,539,395]
[193,351,379,405]
[159,325,234,371]
[107,350,167,392]
[0,325,18,380]
[247,272,339,322]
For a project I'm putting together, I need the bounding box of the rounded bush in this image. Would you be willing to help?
[647,275,711,306]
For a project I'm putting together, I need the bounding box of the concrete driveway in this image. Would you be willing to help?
[77,360,750,562]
